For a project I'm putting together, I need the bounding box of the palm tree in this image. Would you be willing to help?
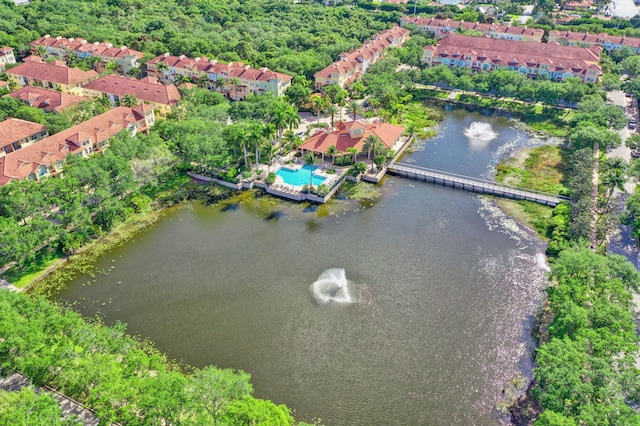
[363,135,380,161]
[304,151,319,194]
[263,122,277,145]
[601,157,627,205]
[228,77,242,100]
[285,105,301,133]
[325,145,338,165]
[337,96,347,122]
[262,141,277,174]
[326,104,338,130]
[309,93,329,124]
[270,104,289,145]
[346,101,362,121]
[213,77,226,92]
[346,147,359,164]
[35,46,47,58]
[105,61,119,74]
[197,77,209,89]
[249,122,266,166]
[95,93,111,109]
[129,67,142,78]
[119,94,138,107]
[227,126,251,170]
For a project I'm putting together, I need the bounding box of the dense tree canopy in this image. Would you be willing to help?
[0,290,294,425]
[0,0,400,79]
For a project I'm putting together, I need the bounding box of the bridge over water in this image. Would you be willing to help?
[387,163,570,207]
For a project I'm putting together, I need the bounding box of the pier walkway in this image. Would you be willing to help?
[387,163,570,207]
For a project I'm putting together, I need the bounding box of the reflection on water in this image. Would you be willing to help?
[54,110,550,425]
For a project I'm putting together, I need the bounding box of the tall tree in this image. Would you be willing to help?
[325,145,338,165]
[304,151,318,193]
[346,101,362,122]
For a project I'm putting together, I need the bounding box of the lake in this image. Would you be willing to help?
[54,109,551,425]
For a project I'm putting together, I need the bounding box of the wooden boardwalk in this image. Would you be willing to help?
[388,163,570,207]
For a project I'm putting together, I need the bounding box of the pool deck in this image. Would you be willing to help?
[190,134,414,203]
[257,157,346,203]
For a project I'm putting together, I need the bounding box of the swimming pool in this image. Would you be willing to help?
[276,164,326,186]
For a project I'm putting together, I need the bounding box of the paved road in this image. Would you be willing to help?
[607,90,636,193]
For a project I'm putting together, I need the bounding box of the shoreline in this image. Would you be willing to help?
[24,206,174,297]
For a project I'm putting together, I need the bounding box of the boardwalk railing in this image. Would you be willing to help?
[388,162,570,207]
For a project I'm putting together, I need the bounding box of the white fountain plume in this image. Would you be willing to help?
[463,121,498,146]
[311,268,353,305]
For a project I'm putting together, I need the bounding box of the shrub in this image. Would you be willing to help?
[266,172,276,185]
[226,167,238,182]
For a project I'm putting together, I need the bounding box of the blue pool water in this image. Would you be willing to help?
[276,164,326,186]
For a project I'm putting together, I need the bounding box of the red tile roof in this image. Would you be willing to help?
[83,75,181,106]
[0,47,13,57]
[300,120,405,154]
[6,86,89,112]
[0,118,47,147]
[0,106,150,185]
[401,17,544,39]
[7,57,98,85]
[146,54,293,84]
[548,30,640,49]
[315,26,410,81]
[427,34,601,72]
[30,35,144,60]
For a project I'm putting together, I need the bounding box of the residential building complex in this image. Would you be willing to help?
[82,75,181,117]
[6,57,99,95]
[146,55,292,100]
[422,34,601,83]
[0,105,154,186]
[400,17,544,42]
[30,35,144,74]
[314,26,411,90]
[6,86,89,113]
[548,30,640,54]
[0,47,16,69]
[300,120,405,155]
[0,118,48,156]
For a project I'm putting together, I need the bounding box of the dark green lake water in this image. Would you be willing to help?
[55,110,551,425]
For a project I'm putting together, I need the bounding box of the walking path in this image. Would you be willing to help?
[0,372,101,425]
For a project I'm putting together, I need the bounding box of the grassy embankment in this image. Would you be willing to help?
[456,94,573,137]
[2,171,198,292]
[415,85,573,137]
[494,145,569,240]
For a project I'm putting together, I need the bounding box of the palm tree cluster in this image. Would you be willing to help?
[222,100,302,176]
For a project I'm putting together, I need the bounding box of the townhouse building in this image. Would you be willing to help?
[81,75,180,118]
[422,34,601,83]
[400,17,544,42]
[314,26,411,91]
[0,47,16,70]
[0,105,154,186]
[548,30,640,54]
[6,86,89,113]
[146,55,292,100]
[0,118,48,156]
[30,35,144,74]
[6,57,99,95]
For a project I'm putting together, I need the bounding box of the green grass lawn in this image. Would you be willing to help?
[1,249,62,288]
[495,145,568,240]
